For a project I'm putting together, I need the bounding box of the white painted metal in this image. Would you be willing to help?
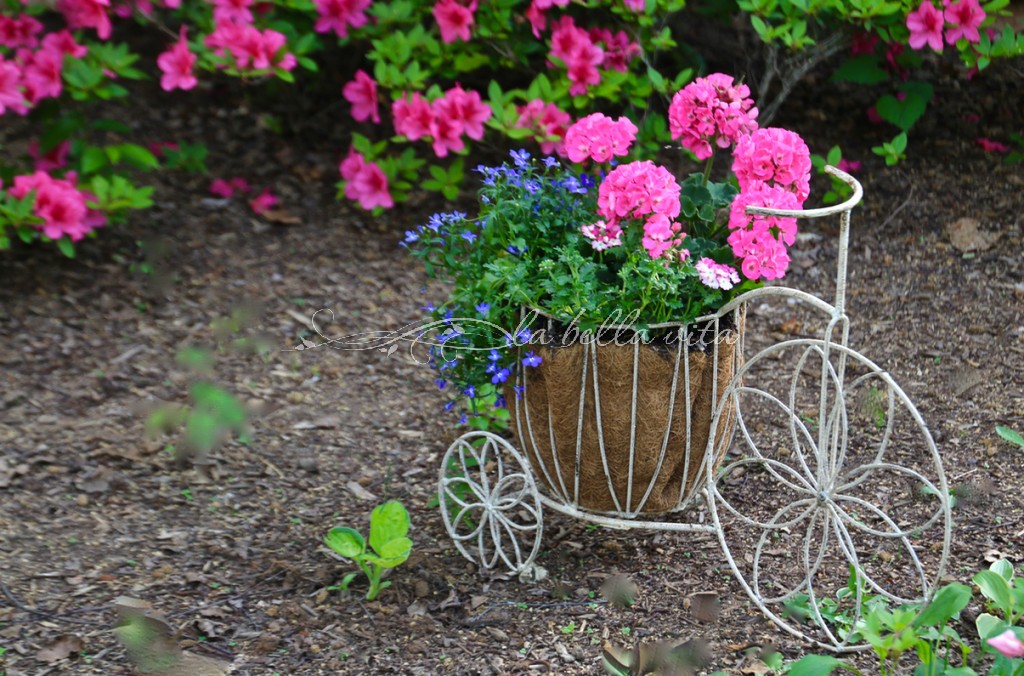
[437,166,952,652]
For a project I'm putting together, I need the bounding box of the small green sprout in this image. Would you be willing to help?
[324,501,412,601]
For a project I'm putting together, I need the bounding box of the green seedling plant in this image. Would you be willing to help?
[996,427,1024,451]
[324,501,412,601]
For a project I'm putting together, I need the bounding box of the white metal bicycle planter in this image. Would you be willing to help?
[437,167,952,652]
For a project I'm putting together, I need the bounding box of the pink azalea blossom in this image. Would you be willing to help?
[435,84,491,141]
[41,30,88,58]
[205,22,295,72]
[433,0,475,43]
[57,0,113,40]
[550,16,604,96]
[987,630,1024,659]
[668,73,758,160]
[157,27,198,92]
[0,58,24,115]
[695,257,740,290]
[525,1,547,37]
[850,32,879,56]
[148,141,179,157]
[516,99,572,156]
[836,158,861,173]
[944,0,984,44]
[230,177,251,192]
[731,127,812,202]
[9,171,104,242]
[343,70,380,124]
[210,0,254,23]
[976,137,1010,153]
[906,2,945,51]
[393,92,436,141]
[588,28,640,72]
[21,48,64,104]
[622,0,644,10]
[210,179,235,198]
[249,187,278,215]
[28,140,70,172]
[563,113,637,163]
[313,0,371,38]
[340,152,393,210]
[430,114,465,158]
[0,15,43,49]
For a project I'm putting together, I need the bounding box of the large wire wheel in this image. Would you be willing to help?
[438,431,544,574]
[707,338,952,651]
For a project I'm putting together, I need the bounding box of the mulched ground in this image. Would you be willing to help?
[1,50,1023,675]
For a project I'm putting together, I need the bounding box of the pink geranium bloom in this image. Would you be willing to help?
[695,258,740,290]
[157,27,198,92]
[580,220,623,251]
[57,0,113,40]
[0,58,24,114]
[906,2,945,51]
[313,0,370,38]
[433,0,475,43]
[597,160,681,224]
[976,137,1010,153]
[731,127,812,202]
[987,630,1024,659]
[564,113,637,163]
[211,0,254,24]
[435,85,491,141]
[249,187,278,215]
[944,0,985,44]
[343,70,380,124]
[728,184,801,243]
[668,73,758,160]
[28,140,70,172]
[393,93,436,141]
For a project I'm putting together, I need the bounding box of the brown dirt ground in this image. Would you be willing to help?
[1,52,1023,676]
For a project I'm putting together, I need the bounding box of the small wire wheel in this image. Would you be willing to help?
[707,338,952,652]
[438,431,544,574]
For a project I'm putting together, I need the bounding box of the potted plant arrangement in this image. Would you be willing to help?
[405,72,813,514]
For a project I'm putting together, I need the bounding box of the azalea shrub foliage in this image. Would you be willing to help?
[0,0,1021,256]
[403,74,815,427]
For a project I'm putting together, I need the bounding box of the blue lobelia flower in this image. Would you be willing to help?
[493,394,507,409]
[476,302,490,316]
[543,156,558,168]
[463,384,476,398]
[461,231,478,244]
[522,351,543,368]
[435,378,447,390]
[510,149,531,168]
[491,368,510,385]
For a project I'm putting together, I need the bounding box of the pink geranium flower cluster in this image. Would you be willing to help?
[668,73,758,160]
[313,0,371,38]
[392,85,492,158]
[580,220,622,251]
[695,257,740,290]
[906,0,985,51]
[515,99,572,156]
[340,150,393,210]
[8,171,105,242]
[592,160,685,259]
[433,0,476,43]
[563,113,637,163]
[726,127,811,281]
[0,30,87,116]
[205,21,296,72]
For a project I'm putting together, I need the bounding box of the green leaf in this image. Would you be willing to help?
[81,146,108,174]
[975,612,1004,640]
[832,56,889,85]
[118,144,160,171]
[974,570,1013,615]
[913,583,971,628]
[996,425,1024,448]
[373,536,412,568]
[787,654,850,676]
[56,237,76,258]
[369,501,410,555]
[990,558,1014,582]
[324,527,366,559]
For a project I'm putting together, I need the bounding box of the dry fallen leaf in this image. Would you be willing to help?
[345,480,377,501]
[36,634,84,663]
[690,591,721,623]
[946,217,1002,253]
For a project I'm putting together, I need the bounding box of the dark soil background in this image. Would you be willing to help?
[1,38,1023,676]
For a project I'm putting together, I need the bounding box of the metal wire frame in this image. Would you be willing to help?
[437,166,952,652]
